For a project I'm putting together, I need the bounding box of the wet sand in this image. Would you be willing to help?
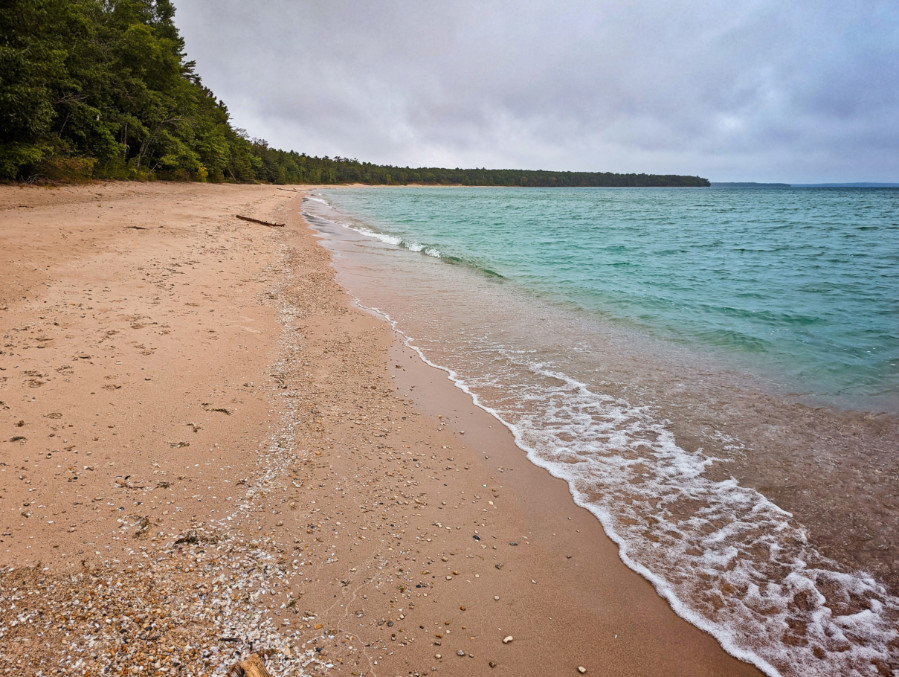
[0,182,761,675]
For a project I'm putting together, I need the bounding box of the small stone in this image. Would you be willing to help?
[502,636,513,644]
[435,654,442,659]
[457,650,466,657]
[493,596,500,601]
[578,667,587,674]
[489,661,497,668]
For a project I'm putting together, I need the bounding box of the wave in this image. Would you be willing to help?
[303,195,330,206]
[351,301,899,677]
[305,205,506,279]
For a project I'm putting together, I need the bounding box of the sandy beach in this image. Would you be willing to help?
[0,182,761,676]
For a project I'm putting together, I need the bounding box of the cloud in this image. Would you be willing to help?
[175,0,899,182]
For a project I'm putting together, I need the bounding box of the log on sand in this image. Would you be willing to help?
[235,214,285,227]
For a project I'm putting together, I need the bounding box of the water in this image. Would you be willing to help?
[301,187,899,676]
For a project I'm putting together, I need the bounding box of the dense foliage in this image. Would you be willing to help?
[0,0,709,187]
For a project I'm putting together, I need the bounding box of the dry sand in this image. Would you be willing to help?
[0,182,761,675]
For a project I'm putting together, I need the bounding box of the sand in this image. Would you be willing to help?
[0,182,762,675]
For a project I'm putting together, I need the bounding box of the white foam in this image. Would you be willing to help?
[340,223,402,247]
[303,195,330,206]
[304,200,437,255]
[349,298,899,677]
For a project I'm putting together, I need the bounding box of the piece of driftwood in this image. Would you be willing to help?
[235,214,285,227]
[226,653,271,677]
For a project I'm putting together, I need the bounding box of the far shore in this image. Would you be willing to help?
[0,182,761,675]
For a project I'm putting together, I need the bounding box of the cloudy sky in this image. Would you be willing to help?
[175,1,898,183]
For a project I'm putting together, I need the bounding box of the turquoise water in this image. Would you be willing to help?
[320,186,898,412]
[306,188,899,676]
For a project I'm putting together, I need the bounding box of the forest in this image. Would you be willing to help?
[1,0,710,187]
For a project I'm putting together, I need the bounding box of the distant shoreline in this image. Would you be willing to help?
[712,181,899,188]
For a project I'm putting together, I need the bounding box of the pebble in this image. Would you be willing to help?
[457,650,466,657]
[502,636,513,644]
[578,667,587,674]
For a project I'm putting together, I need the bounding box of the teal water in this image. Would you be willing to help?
[305,187,899,676]
[320,186,898,412]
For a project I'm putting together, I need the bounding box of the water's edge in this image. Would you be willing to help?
[304,190,899,676]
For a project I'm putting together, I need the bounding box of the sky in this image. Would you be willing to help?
[174,0,899,183]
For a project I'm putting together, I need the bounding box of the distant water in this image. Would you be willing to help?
[302,187,899,676]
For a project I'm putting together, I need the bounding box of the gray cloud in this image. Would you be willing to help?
[175,0,899,182]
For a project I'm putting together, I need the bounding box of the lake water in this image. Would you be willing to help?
[302,186,899,676]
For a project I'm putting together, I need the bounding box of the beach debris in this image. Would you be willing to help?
[226,653,271,677]
[133,515,151,537]
[236,214,285,228]
[502,636,514,644]
[114,475,146,489]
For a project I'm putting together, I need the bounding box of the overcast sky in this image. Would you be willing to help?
[174,1,898,183]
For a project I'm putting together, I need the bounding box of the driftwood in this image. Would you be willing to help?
[226,653,271,677]
[236,214,285,228]
[276,187,301,193]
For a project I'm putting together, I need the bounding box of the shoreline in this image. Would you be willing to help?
[0,182,760,675]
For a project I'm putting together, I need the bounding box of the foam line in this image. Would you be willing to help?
[349,296,899,677]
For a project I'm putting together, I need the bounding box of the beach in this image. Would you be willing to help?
[0,182,764,675]
[305,186,899,677]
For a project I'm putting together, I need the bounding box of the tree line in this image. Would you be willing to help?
[0,0,709,188]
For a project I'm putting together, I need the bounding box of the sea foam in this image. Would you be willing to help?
[304,190,899,677]
[354,300,899,677]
